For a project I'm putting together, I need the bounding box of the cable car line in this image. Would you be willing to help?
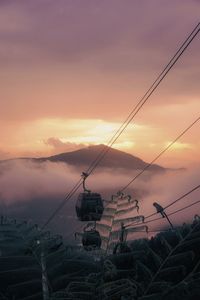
[126,200,200,229]
[58,185,200,249]
[167,200,200,217]
[85,22,200,177]
[164,184,200,210]
[108,200,200,252]
[69,193,200,248]
[144,183,200,221]
[120,116,200,192]
[105,115,199,246]
[41,23,200,231]
[81,23,200,177]
[85,23,200,177]
[127,197,200,228]
[42,112,199,230]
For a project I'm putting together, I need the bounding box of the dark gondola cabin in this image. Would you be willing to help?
[82,229,102,250]
[76,192,104,221]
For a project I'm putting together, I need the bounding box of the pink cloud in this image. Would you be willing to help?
[44,137,86,153]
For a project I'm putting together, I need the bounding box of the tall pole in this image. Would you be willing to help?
[40,241,50,300]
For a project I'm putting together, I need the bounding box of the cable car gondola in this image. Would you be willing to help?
[82,223,102,250]
[75,173,104,221]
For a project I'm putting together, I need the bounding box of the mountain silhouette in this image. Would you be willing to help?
[36,144,164,172]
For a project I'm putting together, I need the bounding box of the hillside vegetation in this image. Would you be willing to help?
[0,215,200,299]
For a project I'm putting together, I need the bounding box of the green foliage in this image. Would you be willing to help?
[165,251,195,268]
[139,219,200,299]
[96,278,137,300]
[157,265,186,282]
[146,247,162,271]
[136,261,153,284]
[160,236,172,254]
[1,216,200,300]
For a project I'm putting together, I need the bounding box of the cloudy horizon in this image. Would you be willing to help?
[0,0,199,169]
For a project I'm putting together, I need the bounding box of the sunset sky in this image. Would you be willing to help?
[1,0,200,168]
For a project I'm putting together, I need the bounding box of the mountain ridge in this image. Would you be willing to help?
[1,144,165,172]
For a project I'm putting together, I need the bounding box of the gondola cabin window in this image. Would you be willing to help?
[76,193,104,221]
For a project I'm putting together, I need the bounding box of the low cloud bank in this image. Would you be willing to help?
[0,160,199,239]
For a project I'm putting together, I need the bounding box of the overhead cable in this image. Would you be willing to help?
[121,117,200,192]
[144,183,200,220]
[86,23,200,176]
[41,23,200,230]
[127,198,200,228]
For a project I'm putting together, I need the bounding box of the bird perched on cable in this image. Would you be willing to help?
[153,202,174,229]
[153,202,166,217]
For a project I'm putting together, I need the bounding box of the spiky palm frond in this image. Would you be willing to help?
[126,225,148,235]
[117,199,138,209]
[115,205,139,216]
[139,220,200,299]
[96,223,111,234]
[96,278,137,300]
[104,207,116,215]
[113,215,144,227]
[100,214,114,222]
[109,225,147,241]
